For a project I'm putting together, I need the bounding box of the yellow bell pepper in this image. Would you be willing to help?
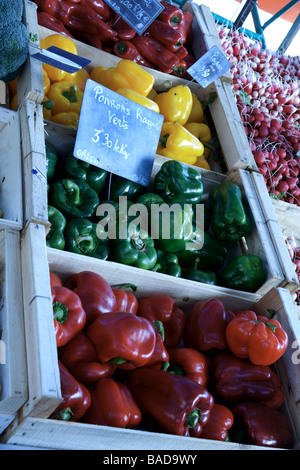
[90,66,107,87]
[194,155,211,170]
[105,60,154,96]
[51,111,80,130]
[47,82,83,116]
[186,92,204,123]
[42,96,54,121]
[43,69,51,95]
[184,122,212,144]
[39,34,78,82]
[157,122,204,165]
[116,88,160,113]
[154,85,193,125]
[62,68,90,92]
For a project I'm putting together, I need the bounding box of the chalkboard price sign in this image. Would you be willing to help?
[187,45,231,88]
[104,0,164,35]
[73,79,164,186]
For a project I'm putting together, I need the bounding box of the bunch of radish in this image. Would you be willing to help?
[218,26,300,205]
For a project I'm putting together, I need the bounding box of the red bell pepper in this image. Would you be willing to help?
[231,402,294,449]
[158,1,184,27]
[58,331,116,385]
[67,27,103,49]
[50,271,63,288]
[172,59,188,78]
[183,299,235,352]
[34,0,118,42]
[112,41,154,68]
[225,310,288,366]
[146,20,184,52]
[167,347,211,388]
[37,11,74,37]
[65,271,117,326]
[138,295,186,349]
[52,285,86,348]
[51,360,91,421]
[144,321,169,369]
[82,377,142,428]
[109,13,136,40]
[176,11,194,45]
[200,403,234,442]
[212,353,284,409]
[112,284,138,315]
[72,0,113,22]
[131,35,180,74]
[127,368,214,437]
[87,311,156,370]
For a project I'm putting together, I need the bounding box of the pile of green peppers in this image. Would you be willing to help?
[46,144,266,293]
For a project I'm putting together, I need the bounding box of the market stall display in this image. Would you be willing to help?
[0,0,300,452]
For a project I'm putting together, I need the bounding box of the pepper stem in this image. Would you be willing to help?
[131,236,145,252]
[75,235,96,253]
[53,301,68,324]
[152,320,165,341]
[255,320,277,333]
[63,180,80,206]
[52,407,73,421]
[185,408,201,429]
[62,85,78,103]
[159,134,170,148]
[107,357,128,365]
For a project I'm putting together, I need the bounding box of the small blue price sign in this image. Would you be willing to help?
[73,79,164,186]
[187,45,231,88]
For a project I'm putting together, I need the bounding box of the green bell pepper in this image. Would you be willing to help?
[153,160,203,205]
[153,203,194,253]
[111,223,157,270]
[49,179,99,220]
[134,192,165,229]
[152,249,181,277]
[64,153,107,195]
[208,181,252,242]
[182,267,217,285]
[177,229,227,271]
[65,218,109,260]
[218,254,266,292]
[46,144,58,182]
[46,205,66,250]
[110,176,144,202]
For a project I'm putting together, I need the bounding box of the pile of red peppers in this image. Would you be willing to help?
[49,270,294,448]
[34,0,196,78]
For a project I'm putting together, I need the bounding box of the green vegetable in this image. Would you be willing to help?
[153,203,194,253]
[111,224,157,270]
[152,249,181,277]
[218,254,266,292]
[177,229,227,272]
[64,153,107,195]
[208,181,252,242]
[0,0,29,82]
[182,267,217,285]
[49,179,99,220]
[154,160,203,205]
[46,144,58,182]
[46,205,66,250]
[110,176,144,202]
[65,218,109,260]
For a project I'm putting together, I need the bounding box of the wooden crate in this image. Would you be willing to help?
[35,0,257,173]
[19,99,49,229]
[251,171,300,295]
[42,118,285,297]
[0,108,23,231]
[1,223,300,449]
[183,2,232,84]
[0,229,27,433]
[16,0,44,107]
